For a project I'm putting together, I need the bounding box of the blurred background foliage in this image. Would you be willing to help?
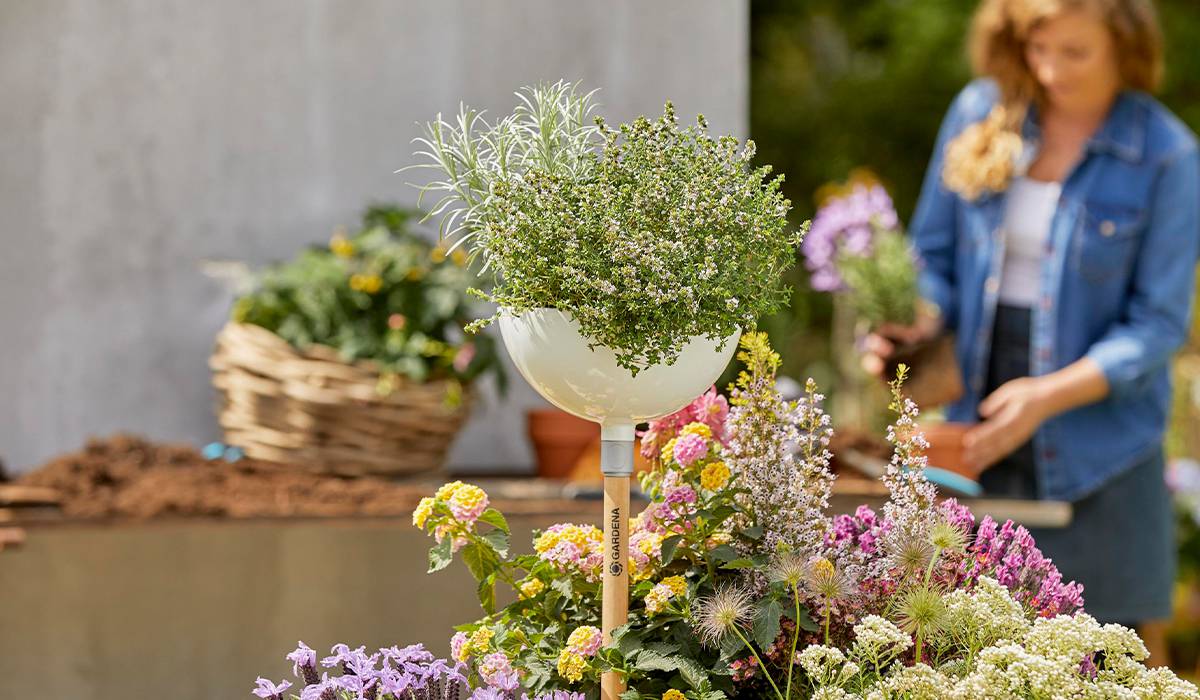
[750,0,1200,394]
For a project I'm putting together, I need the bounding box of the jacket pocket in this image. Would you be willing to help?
[1072,200,1146,283]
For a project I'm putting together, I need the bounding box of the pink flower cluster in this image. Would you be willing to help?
[534,523,605,582]
[824,499,1084,619]
[639,472,698,535]
[827,504,889,556]
[960,512,1085,617]
[638,385,729,459]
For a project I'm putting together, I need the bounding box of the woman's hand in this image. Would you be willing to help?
[963,377,1051,474]
[860,303,944,377]
[963,359,1109,476]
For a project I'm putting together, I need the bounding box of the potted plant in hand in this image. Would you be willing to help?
[802,178,970,477]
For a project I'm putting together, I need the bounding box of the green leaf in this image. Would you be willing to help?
[676,656,709,691]
[740,525,763,541]
[753,598,783,650]
[719,558,757,570]
[784,602,820,632]
[477,507,510,533]
[633,650,678,673]
[660,534,684,566]
[481,529,510,557]
[477,574,496,614]
[615,625,643,658]
[620,689,643,700]
[707,544,740,563]
[461,543,492,581]
[427,537,453,573]
[551,576,573,599]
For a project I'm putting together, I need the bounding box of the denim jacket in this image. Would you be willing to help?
[912,78,1200,501]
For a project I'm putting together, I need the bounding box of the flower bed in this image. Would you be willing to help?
[252,335,1198,699]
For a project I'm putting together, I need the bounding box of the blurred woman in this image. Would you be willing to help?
[863,0,1198,657]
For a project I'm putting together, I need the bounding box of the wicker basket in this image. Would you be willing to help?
[209,322,471,477]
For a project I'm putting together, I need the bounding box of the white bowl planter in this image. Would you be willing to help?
[498,307,740,442]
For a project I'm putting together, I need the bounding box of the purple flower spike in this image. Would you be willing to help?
[287,641,320,686]
[251,677,292,700]
[299,676,339,700]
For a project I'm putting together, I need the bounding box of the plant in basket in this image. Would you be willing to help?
[253,334,1198,698]
[212,204,504,475]
[802,176,963,413]
[232,204,504,397]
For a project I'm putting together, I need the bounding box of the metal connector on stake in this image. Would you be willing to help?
[600,439,634,477]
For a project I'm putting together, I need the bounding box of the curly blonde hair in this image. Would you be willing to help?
[942,0,1163,199]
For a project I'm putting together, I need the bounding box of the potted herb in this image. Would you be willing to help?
[405,81,799,378]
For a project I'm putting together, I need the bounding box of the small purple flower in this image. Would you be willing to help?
[251,677,292,700]
[288,641,320,686]
[1079,653,1099,680]
[383,643,435,668]
[334,672,377,700]
[469,689,507,700]
[322,643,369,674]
[802,183,901,291]
[299,675,339,700]
[524,693,588,700]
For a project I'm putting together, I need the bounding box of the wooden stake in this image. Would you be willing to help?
[601,474,630,700]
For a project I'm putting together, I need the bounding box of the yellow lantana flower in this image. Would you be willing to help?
[329,230,355,258]
[412,497,435,529]
[680,422,712,441]
[519,578,545,599]
[660,438,678,463]
[468,628,493,654]
[436,481,465,501]
[660,575,688,597]
[700,461,731,491]
[556,649,587,682]
[663,690,687,700]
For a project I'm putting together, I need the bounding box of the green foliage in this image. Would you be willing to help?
[836,229,920,328]
[232,204,503,399]
[410,82,802,373]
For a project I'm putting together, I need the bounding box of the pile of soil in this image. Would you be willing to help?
[18,434,427,520]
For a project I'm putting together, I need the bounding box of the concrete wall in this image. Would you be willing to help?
[0,0,748,473]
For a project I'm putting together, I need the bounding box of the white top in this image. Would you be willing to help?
[998,176,1062,307]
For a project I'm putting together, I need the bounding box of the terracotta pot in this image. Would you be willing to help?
[527,408,597,479]
[919,421,974,480]
[884,332,965,410]
[567,436,655,484]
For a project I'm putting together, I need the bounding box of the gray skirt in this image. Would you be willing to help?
[977,305,1174,623]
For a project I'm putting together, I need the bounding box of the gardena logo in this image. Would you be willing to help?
[609,507,622,576]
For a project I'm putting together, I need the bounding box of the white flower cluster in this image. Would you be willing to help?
[799,577,1198,699]
[724,338,833,560]
[874,387,939,578]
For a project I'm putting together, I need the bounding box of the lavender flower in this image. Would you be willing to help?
[323,643,369,672]
[334,672,377,700]
[300,675,340,700]
[251,677,292,700]
[288,641,320,686]
[802,184,899,291]
[523,693,587,700]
